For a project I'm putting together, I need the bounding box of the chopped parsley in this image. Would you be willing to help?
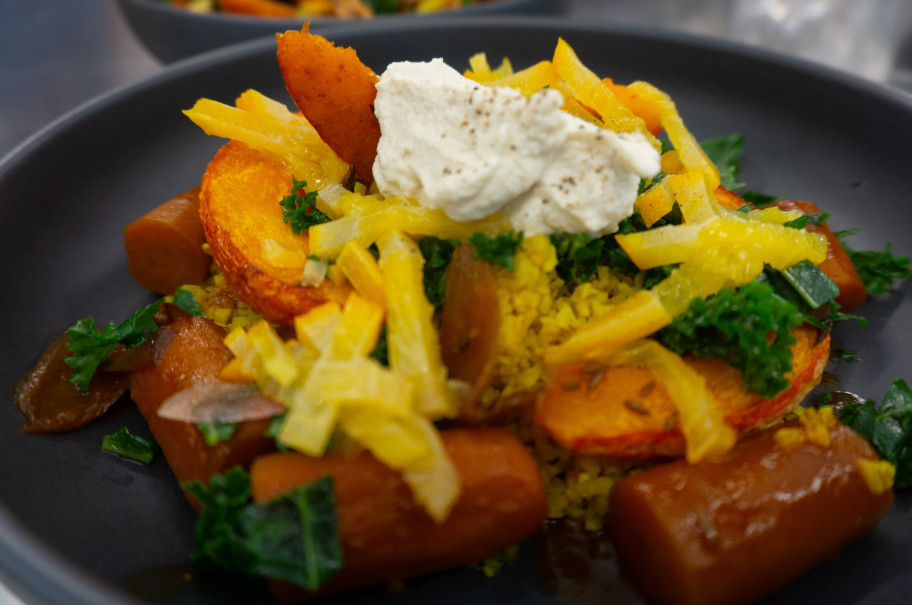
[173,287,205,316]
[101,428,155,464]
[280,178,331,235]
[185,467,343,591]
[64,298,163,392]
[838,379,912,489]
[468,231,524,271]
[198,422,237,446]
[657,281,804,398]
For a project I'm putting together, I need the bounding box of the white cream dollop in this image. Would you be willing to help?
[371,58,661,235]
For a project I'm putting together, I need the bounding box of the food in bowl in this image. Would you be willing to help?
[166,0,498,18]
[15,24,911,605]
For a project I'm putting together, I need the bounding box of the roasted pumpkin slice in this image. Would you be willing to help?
[536,325,830,460]
[276,25,381,185]
[200,140,351,325]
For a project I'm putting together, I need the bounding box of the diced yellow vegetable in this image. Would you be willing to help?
[611,339,737,463]
[326,293,384,360]
[246,320,301,388]
[857,457,896,495]
[336,240,386,309]
[378,230,459,419]
[277,386,338,456]
[636,181,675,227]
[293,301,342,354]
[545,290,672,365]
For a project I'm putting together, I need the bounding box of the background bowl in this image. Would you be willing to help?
[116,0,567,63]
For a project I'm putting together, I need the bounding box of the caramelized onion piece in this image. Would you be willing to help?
[438,244,500,423]
[15,334,128,434]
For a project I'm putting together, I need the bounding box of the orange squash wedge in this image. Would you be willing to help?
[535,325,830,460]
[200,140,351,325]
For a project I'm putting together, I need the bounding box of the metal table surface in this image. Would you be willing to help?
[1,0,911,603]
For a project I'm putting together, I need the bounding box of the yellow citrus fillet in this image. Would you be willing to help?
[199,140,351,325]
[536,326,830,460]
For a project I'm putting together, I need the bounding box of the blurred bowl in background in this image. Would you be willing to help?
[117,0,567,63]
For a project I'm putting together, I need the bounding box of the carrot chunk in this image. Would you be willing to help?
[123,186,211,295]
[250,428,547,599]
[609,418,893,605]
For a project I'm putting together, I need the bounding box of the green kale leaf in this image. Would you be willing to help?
[417,236,459,308]
[468,231,524,271]
[280,178,331,235]
[838,379,912,489]
[550,233,605,288]
[173,288,205,316]
[65,298,163,392]
[837,232,911,295]
[198,422,237,446]
[185,467,344,591]
[657,281,804,398]
[700,133,745,191]
[101,427,155,464]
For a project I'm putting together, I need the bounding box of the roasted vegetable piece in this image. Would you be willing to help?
[123,186,211,295]
[15,333,128,433]
[608,417,894,605]
[536,325,829,459]
[200,140,351,324]
[439,243,501,423]
[215,0,297,16]
[129,313,276,497]
[250,428,548,600]
[773,199,867,311]
[276,26,381,184]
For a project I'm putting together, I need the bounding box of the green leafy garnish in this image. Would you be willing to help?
[101,428,155,464]
[185,467,344,591]
[198,422,237,446]
[700,133,745,191]
[837,233,911,295]
[761,260,840,312]
[65,298,163,392]
[657,281,804,397]
[550,233,605,288]
[740,191,781,207]
[369,324,389,367]
[280,178,330,235]
[173,288,205,316]
[784,212,830,230]
[468,231,524,271]
[418,236,459,308]
[838,379,912,489]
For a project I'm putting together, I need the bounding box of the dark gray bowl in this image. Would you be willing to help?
[1,15,911,605]
[117,0,567,63]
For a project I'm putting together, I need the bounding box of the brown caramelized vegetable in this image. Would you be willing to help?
[123,186,211,295]
[250,428,548,600]
[608,419,893,605]
[15,334,128,433]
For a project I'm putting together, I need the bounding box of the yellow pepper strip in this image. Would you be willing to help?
[378,230,459,419]
[277,384,338,456]
[625,81,721,190]
[661,149,685,174]
[336,240,386,310]
[326,293,384,360]
[665,171,721,224]
[548,81,606,125]
[183,89,349,187]
[616,220,708,269]
[466,52,493,79]
[545,290,672,366]
[636,181,675,227]
[309,203,510,258]
[488,61,562,97]
[552,38,657,146]
[293,301,341,354]
[612,340,737,463]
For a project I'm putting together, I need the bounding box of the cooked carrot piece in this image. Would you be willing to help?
[123,186,210,295]
[535,325,829,460]
[129,314,275,499]
[15,333,128,433]
[276,25,381,185]
[773,199,867,311]
[713,185,749,210]
[250,428,548,599]
[608,418,893,605]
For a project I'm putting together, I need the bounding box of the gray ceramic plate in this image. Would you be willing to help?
[1,16,910,605]
[117,0,567,63]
